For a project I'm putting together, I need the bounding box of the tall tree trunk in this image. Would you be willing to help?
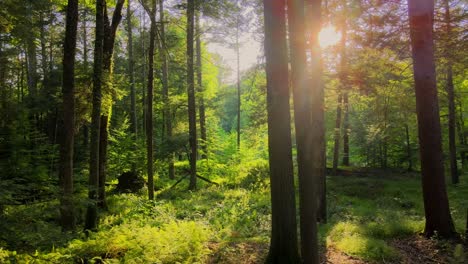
[408,0,455,238]
[340,19,349,167]
[82,7,89,149]
[307,0,327,224]
[143,0,157,200]
[58,0,79,232]
[127,0,138,174]
[85,0,105,232]
[263,0,300,262]
[236,19,241,151]
[159,0,174,179]
[187,0,197,190]
[288,0,319,262]
[26,36,38,101]
[196,12,207,160]
[98,0,125,208]
[444,0,458,184]
[141,11,147,137]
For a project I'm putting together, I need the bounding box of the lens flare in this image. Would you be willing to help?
[319,26,341,48]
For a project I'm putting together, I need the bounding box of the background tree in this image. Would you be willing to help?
[408,0,455,238]
[58,0,79,231]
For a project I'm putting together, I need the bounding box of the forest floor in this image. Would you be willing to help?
[0,167,467,263]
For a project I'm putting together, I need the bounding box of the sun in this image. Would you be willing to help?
[319,25,341,48]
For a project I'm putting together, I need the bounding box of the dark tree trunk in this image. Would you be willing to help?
[128,0,138,174]
[159,0,174,178]
[332,93,343,175]
[85,0,105,232]
[236,20,241,151]
[187,0,197,190]
[342,90,350,166]
[408,0,456,238]
[58,0,79,232]
[98,115,108,210]
[98,0,125,207]
[288,0,319,262]
[306,0,327,224]
[444,0,458,184]
[263,0,300,262]
[196,12,207,160]
[142,0,157,200]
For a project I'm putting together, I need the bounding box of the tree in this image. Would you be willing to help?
[306,0,326,223]
[98,0,125,209]
[407,0,455,238]
[196,11,207,159]
[187,0,197,190]
[263,0,300,262]
[159,0,175,178]
[127,0,138,174]
[443,0,458,184]
[58,0,79,231]
[287,0,319,262]
[141,0,157,200]
[85,0,105,231]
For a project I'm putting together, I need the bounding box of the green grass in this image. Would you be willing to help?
[0,168,466,263]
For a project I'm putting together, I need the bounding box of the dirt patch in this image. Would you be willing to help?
[206,241,268,264]
[390,235,466,264]
[321,246,368,264]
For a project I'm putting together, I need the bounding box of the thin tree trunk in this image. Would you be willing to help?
[142,0,157,200]
[127,0,138,174]
[405,124,412,172]
[196,12,207,159]
[159,0,174,179]
[39,12,49,84]
[82,8,89,149]
[58,0,79,232]
[236,19,241,151]
[288,0,319,262]
[141,11,147,137]
[408,0,455,238]
[264,0,300,262]
[187,0,197,190]
[444,0,458,184]
[342,90,350,166]
[332,93,343,174]
[85,0,105,232]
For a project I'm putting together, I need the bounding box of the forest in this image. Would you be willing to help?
[0,0,467,263]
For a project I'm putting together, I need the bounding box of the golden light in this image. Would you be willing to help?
[319,25,341,48]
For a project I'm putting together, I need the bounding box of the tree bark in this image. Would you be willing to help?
[340,19,349,167]
[159,0,174,178]
[236,19,241,151]
[332,93,343,174]
[288,0,319,262]
[306,0,327,224]
[128,0,138,174]
[98,0,125,208]
[444,0,458,184]
[58,0,79,232]
[408,0,455,238]
[196,12,207,160]
[187,0,197,190]
[85,0,105,232]
[263,0,300,262]
[142,0,157,200]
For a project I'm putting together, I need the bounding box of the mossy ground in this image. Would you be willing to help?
[0,167,466,263]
